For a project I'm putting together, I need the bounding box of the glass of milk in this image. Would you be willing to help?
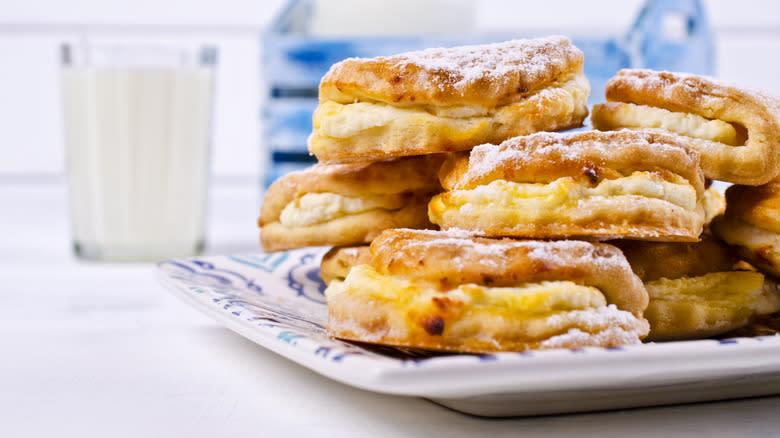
[61,41,217,262]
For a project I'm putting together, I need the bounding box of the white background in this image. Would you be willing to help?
[1,0,779,184]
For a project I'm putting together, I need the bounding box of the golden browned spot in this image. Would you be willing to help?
[517,86,529,93]
[754,246,775,265]
[422,315,445,335]
[431,296,451,310]
[391,75,402,85]
[582,166,599,185]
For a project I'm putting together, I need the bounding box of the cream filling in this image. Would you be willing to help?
[279,192,403,227]
[315,75,588,139]
[433,171,697,222]
[597,102,739,145]
[645,271,765,310]
[645,271,780,324]
[714,217,780,261]
[702,187,726,224]
[326,264,607,317]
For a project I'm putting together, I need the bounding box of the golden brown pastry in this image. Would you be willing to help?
[326,229,650,353]
[429,130,706,241]
[712,182,780,278]
[702,186,726,226]
[259,155,443,252]
[591,69,780,185]
[319,245,370,284]
[614,237,780,341]
[309,36,589,163]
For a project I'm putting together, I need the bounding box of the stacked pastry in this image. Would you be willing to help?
[259,37,780,353]
[591,69,780,340]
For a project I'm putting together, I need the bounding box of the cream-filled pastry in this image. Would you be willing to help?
[319,245,370,285]
[591,69,780,185]
[429,130,706,241]
[309,36,589,163]
[712,182,780,278]
[615,237,780,341]
[258,155,443,252]
[326,229,650,353]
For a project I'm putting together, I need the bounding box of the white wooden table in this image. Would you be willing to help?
[2,181,780,437]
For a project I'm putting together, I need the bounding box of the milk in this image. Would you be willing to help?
[61,67,214,261]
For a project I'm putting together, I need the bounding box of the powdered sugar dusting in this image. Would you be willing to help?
[391,230,626,271]
[393,36,571,88]
[539,305,649,348]
[465,130,693,184]
[615,69,780,117]
[327,36,578,95]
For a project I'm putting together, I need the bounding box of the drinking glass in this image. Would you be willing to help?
[61,40,217,262]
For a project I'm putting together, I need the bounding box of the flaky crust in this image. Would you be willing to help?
[260,194,434,252]
[369,229,648,315]
[711,182,780,277]
[260,155,444,222]
[326,230,650,353]
[702,186,726,226]
[329,297,649,353]
[613,237,779,341]
[320,245,370,284]
[308,75,589,163]
[593,69,780,185]
[721,182,780,234]
[319,36,584,107]
[432,130,705,241]
[259,155,443,252]
[309,37,589,163]
[641,272,774,341]
[612,235,735,282]
[439,130,703,192]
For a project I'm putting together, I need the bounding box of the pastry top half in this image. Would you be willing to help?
[440,129,704,193]
[258,155,443,252]
[613,236,736,282]
[310,36,589,163]
[369,229,648,315]
[430,130,706,241]
[319,36,583,108]
[592,69,780,185]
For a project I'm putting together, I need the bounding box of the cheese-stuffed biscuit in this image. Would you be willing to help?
[429,130,706,241]
[309,36,589,163]
[259,155,443,252]
[712,182,780,278]
[615,237,780,341]
[326,229,650,353]
[320,245,370,285]
[592,69,780,185]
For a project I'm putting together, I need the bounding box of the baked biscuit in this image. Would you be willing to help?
[259,155,443,252]
[591,69,780,185]
[429,130,706,241]
[615,237,780,341]
[320,245,370,285]
[309,36,589,163]
[712,182,780,278]
[326,229,650,353]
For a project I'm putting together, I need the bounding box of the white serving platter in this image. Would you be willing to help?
[156,248,780,417]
